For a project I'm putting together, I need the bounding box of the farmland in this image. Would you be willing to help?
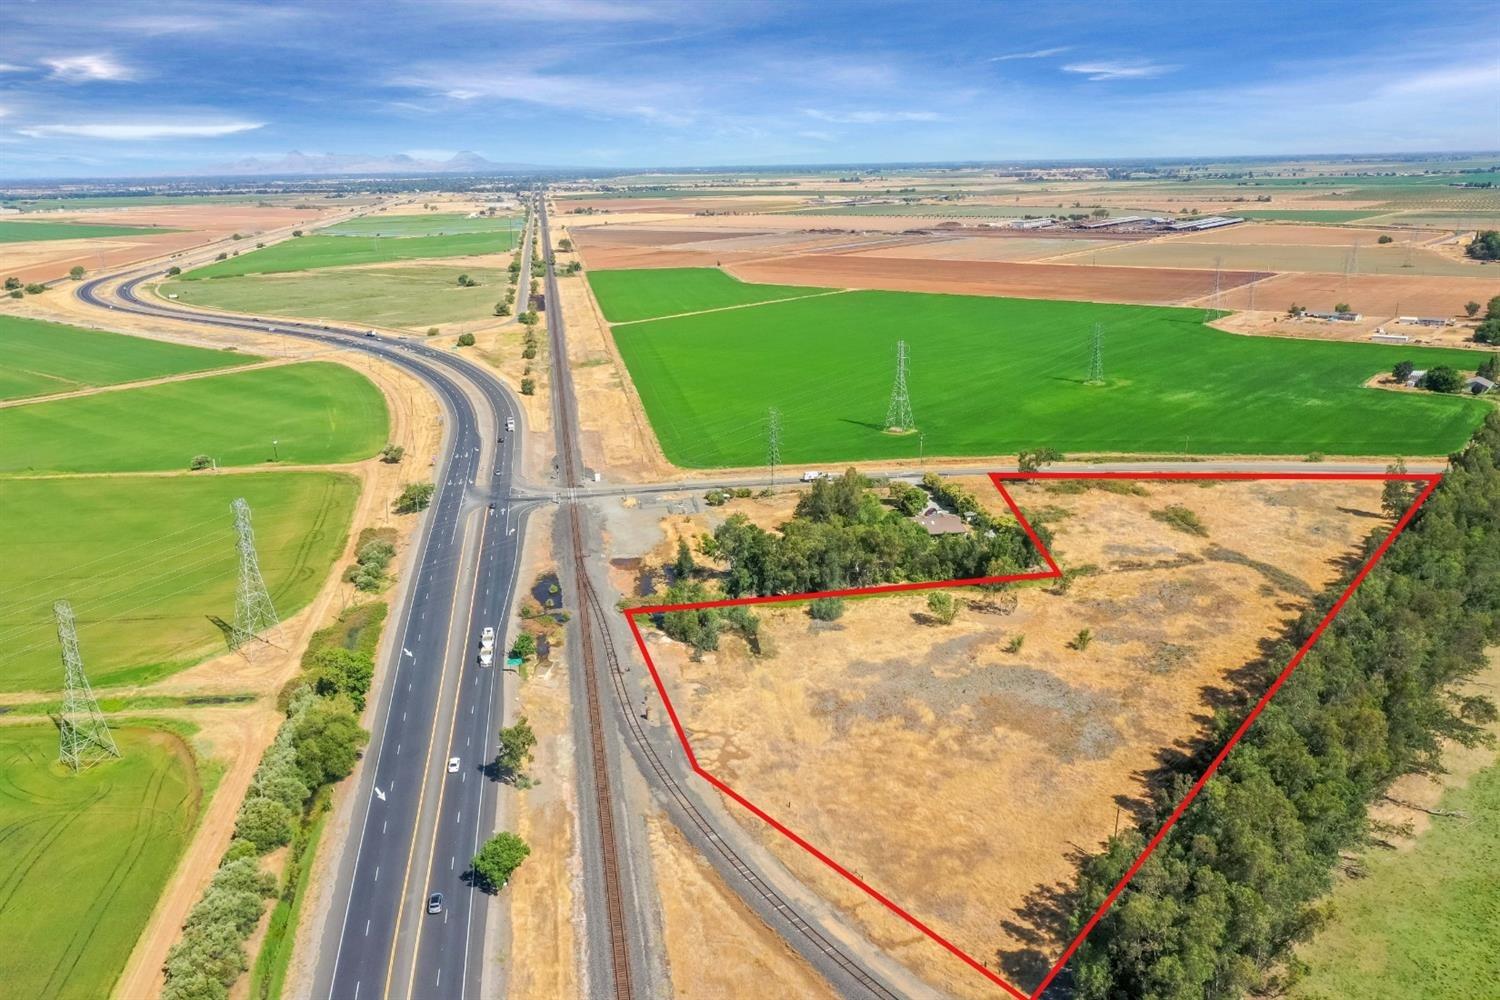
[589,267,833,323]
[0,315,252,401]
[321,212,522,237]
[161,264,511,331]
[0,724,203,999]
[0,361,387,473]
[179,230,518,279]
[0,219,181,243]
[0,471,360,690]
[596,268,1492,465]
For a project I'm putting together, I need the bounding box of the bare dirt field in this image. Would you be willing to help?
[562,197,807,214]
[854,235,1129,263]
[1212,270,1500,318]
[0,203,342,284]
[635,478,1387,998]
[1172,223,1446,247]
[565,226,767,247]
[728,254,1270,306]
[1083,237,1489,278]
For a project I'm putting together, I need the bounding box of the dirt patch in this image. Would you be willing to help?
[1210,270,1500,318]
[645,810,839,998]
[637,478,1386,998]
[727,254,1271,306]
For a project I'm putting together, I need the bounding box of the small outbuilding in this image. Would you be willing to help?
[915,505,969,536]
[1467,375,1496,395]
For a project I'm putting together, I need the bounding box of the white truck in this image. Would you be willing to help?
[480,626,496,651]
[801,470,825,482]
[505,417,516,433]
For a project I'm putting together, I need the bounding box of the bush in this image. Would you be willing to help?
[69,265,85,280]
[1017,447,1063,472]
[510,632,536,661]
[1071,627,1093,651]
[1333,302,1350,314]
[1392,360,1414,383]
[470,832,530,891]
[426,327,438,337]
[456,332,476,347]
[7,290,20,299]
[3,276,19,290]
[167,265,181,276]
[24,283,45,295]
[215,252,227,261]
[1005,634,1025,653]
[494,302,511,317]
[1150,504,1209,536]
[379,443,405,464]
[520,377,535,395]
[288,699,367,787]
[190,454,213,471]
[927,591,958,625]
[1467,301,1482,318]
[809,597,845,621]
[1378,234,1394,244]
[233,795,294,853]
[394,481,434,513]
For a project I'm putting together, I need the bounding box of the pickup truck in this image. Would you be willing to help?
[480,626,496,651]
[505,417,516,433]
[801,470,825,482]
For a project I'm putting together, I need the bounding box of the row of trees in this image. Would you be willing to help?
[1472,293,1500,346]
[1061,411,1500,999]
[1464,229,1500,261]
[163,681,370,1000]
[700,470,1042,599]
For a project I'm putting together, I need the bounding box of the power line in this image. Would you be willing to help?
[231,498,281,649]
[55,599,120,773]
[885,340,914,432]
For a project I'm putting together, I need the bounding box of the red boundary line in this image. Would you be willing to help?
[621,470,1441,999]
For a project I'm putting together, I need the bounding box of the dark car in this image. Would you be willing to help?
[427,892,444,914]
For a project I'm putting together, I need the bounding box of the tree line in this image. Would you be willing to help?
[1058,410,1500,999]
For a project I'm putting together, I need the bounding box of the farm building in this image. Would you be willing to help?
[1306,310,1362,322]
[1405,369,1428,388]
[1396,316,1454,327]
[1012,218,1056,230]
[1467,375,1496,395]
[914,506,969,536]
[1370,331,1410,343]
[1166,215,1244,231]
[1079,215,1149,229]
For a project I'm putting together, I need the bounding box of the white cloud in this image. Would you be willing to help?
[990,46,1070,62]
[43,53,137,82]
[0,63,27,74]
[17,121,265,140]
[802,108,941,124]
[1062,60,1177,81]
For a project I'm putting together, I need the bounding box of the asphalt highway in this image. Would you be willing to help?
[76,213,532,1000]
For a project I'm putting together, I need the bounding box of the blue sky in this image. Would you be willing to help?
[1,0,1497,177]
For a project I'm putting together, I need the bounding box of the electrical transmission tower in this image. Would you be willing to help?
[1204,256,1223,322]
[231,497,281,649]
[55,600,120,772]
[885,340,915,431]
[766,407,781,485]
[1086,324,1105,385]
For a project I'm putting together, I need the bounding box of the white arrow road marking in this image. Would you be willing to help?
[374,786,386,801]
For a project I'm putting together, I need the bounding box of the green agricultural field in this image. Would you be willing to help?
[0,472,359,690]
[1290,763,1500,1000]
[589,267,833,323]
[0,724,202,999]
[0,315,253,401]
[181,230,518,279]
[2,194,313,211]
[1236,209,1384,223]
[161,265,510,331]
[600,269,1493,466]
[321,212,522,237]
[0,361,386,473]
[0,220,180,243]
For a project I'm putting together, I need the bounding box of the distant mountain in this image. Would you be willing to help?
[199,150,542,176]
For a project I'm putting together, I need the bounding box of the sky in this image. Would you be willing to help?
[1,0,1497,178]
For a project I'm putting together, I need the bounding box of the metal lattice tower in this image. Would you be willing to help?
[885,340,915,431]
[55,600,120,772]
[767,407,781,484]
[231,497,281,649]
[1204,256,1223,322]
[1086,324,1105,385]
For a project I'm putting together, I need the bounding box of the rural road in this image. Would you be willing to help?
[76,210,533,1000]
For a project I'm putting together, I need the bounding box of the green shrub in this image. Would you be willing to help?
[809,597,845,621]
[234,795,294,853]
[456,332,476,347]
[1150,504,1209,536]
[394,482,434,513]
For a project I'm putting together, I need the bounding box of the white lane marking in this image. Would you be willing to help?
[354,982,360,1000]
[365,919,370,936]
[374,866,380,882]
[456,811,462,825]
[383,819,388,834]
[450,856,455,870]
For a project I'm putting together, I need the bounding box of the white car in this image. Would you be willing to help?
[479,648,494,667]
[480,626,496,650]
[505,417,516,432]
[801,470,824,482]
[447,757,460,773]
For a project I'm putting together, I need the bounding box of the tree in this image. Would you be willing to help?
[3,276,20,290]
[494,302,511,317]
[519,310,539,328]
[1333,302,1350,314]
[307,646,375,710]
[558,237,573,251]
[456,273,477,287]
[673,537,695,579]
[927,591,959,625]
[510,631,536,661]
[1420,365,1463,393]
[215,252,227,260]
[1017,447,1063,472]
[288,699,366,787]
[1466,301,1482,318]
[233,795,294,853]
[190,454,213,471]
[809,597,845,621]
[1392,360,1415,383]
[470,832,530,891]
[167,265,182,276]
[457,332,476,347]
[69,265,85,280]
[426,327,438,337]
[1464,229,1500,261]
[1380,458,1417,518]
[1377,234,1394,244]
[495,716,537,781]
[394,482,434,513]
[520,377,535,395]
[292,229,304,237]
[379,443,405,463]
[1479,353,1499,380]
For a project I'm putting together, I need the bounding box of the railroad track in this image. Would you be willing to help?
[537,193,897,1000]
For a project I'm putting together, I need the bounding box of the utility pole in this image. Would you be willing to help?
[766,406,781,486]
[55,600,120,773]
[1086,323,1105,385]
[885,340,914,432]
[230,498,281,649]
